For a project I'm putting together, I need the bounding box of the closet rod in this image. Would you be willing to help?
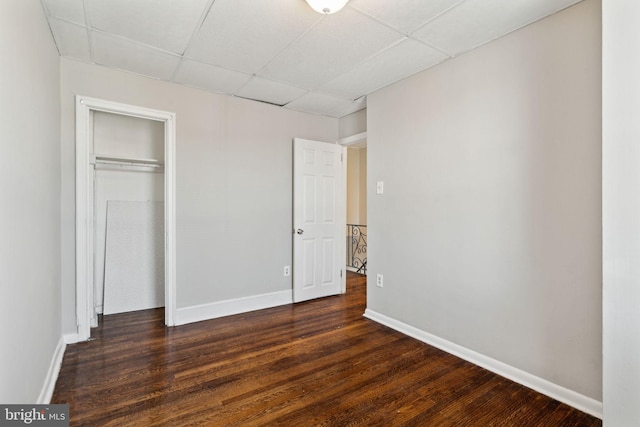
[92,155,164,169]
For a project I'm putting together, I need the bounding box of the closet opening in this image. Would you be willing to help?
[93,112,165,322]
[75,96,176,342]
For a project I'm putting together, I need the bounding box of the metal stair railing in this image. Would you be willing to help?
[346,224,367,275]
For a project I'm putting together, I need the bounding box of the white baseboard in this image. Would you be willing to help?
[175,290,293,326]
[37,337,66,404]
[63,333,79,344]
[363,309,603,419]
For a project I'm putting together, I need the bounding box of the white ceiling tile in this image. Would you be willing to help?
[285,91,356,117]
[261,8,404,89]
[235,77,308,106]
[348,0,464,34]
[49,19,91,62]
[186,0,321,74]
[42,0,586,117]
[321,38,448,99]
[42,0,85,25]
[92,32,181,81]
[86,0,209,54]
[173,60,252,94]
[331,98,367,118]
[413,0,583,56]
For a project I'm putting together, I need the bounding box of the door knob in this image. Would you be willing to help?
[296,229,304,235]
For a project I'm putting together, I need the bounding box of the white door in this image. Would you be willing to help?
[293,138,345,303]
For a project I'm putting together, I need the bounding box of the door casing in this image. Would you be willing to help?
[75,95,177,341]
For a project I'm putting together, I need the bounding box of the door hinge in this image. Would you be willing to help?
[340,269,343,278]
[341,153,343,162]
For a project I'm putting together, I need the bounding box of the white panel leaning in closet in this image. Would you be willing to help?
[91,111,165,318]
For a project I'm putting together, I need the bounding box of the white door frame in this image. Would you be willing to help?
[338,131,367,148]
[75,95,177,341]
[338,132,367,291]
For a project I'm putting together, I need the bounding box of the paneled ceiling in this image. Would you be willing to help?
[42,0,583,118]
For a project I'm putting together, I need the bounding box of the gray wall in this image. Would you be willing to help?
[603,0,640,424]
[367,0,601,401]
[0,0,61,402]
[60,59,338,333]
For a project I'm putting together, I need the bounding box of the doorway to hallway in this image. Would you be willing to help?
[343,133,367,277]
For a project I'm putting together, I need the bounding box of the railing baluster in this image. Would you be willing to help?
[346,224,367,275]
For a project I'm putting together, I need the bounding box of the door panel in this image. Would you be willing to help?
[293,138,345,302]
[322,237,334,283]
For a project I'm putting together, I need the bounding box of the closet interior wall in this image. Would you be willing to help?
[92,111,165,318]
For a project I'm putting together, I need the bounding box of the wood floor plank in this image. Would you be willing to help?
[52,272,601,426]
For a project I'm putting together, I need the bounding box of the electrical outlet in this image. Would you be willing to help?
[376,274,383,288]
[284,265,291,277]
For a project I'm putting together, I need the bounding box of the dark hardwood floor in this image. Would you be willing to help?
[53,272,601,426]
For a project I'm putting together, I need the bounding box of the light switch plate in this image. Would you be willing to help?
[376,181,384,195]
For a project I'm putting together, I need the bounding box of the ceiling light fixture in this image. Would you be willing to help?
[304,0,349,15]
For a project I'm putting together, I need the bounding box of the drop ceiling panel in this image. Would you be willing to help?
[349,0,464,34]
[285,92,359,118]
[42,0,86,26]
[333,98,367,118]
[86,0,209,54]
[174,59,252,94]
[321,38,448,99]
[41,0,588,118]
[261,8,404,89]
[92,32,181,81]
[413,0,583,56]
[49,19,91,62]
[186,0,321,74]
[235,77,308,106]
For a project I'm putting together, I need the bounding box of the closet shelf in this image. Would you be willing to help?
[92,155,164,169]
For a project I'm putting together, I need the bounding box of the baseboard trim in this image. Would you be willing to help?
[63,333,79,344]
[175,290,293,326]
[363,309,603,419]
[37,337,66,404]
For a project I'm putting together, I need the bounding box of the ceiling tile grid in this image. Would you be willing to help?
[48,18,92,62]
[86,0,210,55]
[42,0,85,26]
[320,38,449,99]
[285,91,361,117]
[173,59,253,94]
[412,0,584,56]
[235,76,309,107]
[91,32,182,81]
[259,8,405,90]
[185,0,322,75]
[40,0,586,118]
[348,0,465,35]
